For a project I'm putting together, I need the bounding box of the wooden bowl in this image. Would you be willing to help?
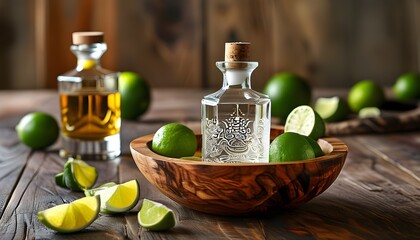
[130,126,348,216]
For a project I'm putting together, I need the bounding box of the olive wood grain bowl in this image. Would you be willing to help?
[130,126,348,216]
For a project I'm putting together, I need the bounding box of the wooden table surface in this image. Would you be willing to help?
[0,89,419,240]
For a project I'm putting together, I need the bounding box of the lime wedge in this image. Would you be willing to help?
[62,158,97,191]
[94,179,140,214]
[63,160,81,191]
[284,105,326,140]
[138,199,176,231]
[84,182,117,197]
[359,107,381,118]
[72,159,97,189]
[314,96,349,122]
[54,172,66,188]
[38,195,100,233]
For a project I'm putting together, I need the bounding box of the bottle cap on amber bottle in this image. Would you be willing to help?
[72,32,104,45]
[224,42,251,62]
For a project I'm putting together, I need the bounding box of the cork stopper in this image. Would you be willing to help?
[224,42,251,62]
[72,32,104,45]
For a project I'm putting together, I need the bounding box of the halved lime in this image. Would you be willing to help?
[94,179,140,214]
[284,105,325,140]
[359,107,381,118]
[138,199,176,231]
[314,96,349,122]
[62,158,98,191]
[38,195,100,233]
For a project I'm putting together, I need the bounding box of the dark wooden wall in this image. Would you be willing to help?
[0,0,419,90]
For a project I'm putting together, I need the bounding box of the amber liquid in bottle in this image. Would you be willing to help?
[58,32,121,160]
[60,91,121,140]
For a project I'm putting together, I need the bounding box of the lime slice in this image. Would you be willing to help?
[84,182,117,197]
[94,179,140,214]
[359,107,381,118]
[38,195,100,233]
[284,105,326,140]
[314,96,349,122]
[63,158,97,191]
[138,199,176,231]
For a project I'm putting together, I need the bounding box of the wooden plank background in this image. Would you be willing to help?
[0,0,419,90]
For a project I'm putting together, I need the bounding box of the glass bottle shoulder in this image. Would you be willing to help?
[58,67,117,83]
[59,67,115,78]
[202,87,270,105]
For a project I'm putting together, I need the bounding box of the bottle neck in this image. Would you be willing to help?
[216,61,258,89]
[71,43,107,71]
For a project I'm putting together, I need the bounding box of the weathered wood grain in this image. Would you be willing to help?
[206,0,418,90]
[346,134,420,186]
[0,129,29,217]
[114,0,203,89]
[326,106,420,135]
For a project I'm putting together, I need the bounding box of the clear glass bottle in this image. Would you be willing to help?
[201,42,271,163]
[57,32,121,160]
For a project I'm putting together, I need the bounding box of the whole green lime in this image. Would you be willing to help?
[119,71,151,120]
[263,72,311,120]
[303,135,324,157]
[15,112,59,149]
[348,80,385,112]
[152,123,197,158]
[393,72,420,101]
[269,132,316,163]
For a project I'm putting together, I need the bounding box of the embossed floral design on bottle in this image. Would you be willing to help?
[201,42,271,163]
